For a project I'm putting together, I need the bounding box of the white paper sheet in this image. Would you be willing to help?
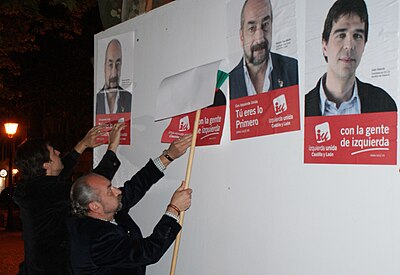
[155,60,222,120]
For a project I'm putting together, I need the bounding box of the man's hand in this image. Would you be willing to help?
[108,122,126,153]
[167,181,192,216]
[160,134,192,167]
[74,125,108,154]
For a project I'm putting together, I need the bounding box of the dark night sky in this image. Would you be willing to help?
[4,3,104,151]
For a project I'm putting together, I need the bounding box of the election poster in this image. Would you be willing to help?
[95,32,135,145]
[161,71,228,146]
[227,0,300,140]
[304,0,398,165]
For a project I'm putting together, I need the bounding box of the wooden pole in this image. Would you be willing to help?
[145,0,153,12]
[169,109,201,275]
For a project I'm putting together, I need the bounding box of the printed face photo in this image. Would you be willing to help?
[104,40,122,90]
[240,0,273,66]
[323,14,366,80]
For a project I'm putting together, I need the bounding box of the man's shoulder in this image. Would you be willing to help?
[119,88,132,98]
[357,78,393,100]
[97,86,106,94]
[357,79,386,92]
[305,78,321,98]
[304,78,322,117]
[271,52,298,66]
[14,176,61,201]
[229,58,244,75]
[118,86,132,103]
[357,78,397,112]
[68,216,115,238]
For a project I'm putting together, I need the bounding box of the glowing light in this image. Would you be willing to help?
[4,123,18,138]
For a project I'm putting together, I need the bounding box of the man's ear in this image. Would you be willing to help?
[322,39,328,61]
[88,201,101,213]
[43,162,51,171]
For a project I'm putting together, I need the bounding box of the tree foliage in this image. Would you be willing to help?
[0,0,101,151]
[1,0,95,76]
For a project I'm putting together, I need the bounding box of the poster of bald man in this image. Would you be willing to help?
[95,32,135,145]
[228,0,300,141]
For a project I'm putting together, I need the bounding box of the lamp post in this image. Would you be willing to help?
[4,122,18,231]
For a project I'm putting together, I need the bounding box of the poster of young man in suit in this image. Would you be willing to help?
[95,32,135,145]
[304,0,398,165]
[228,0,300,141]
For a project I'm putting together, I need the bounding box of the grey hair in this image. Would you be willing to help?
[70,173,101,217]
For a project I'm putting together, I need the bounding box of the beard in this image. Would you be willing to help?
[106,77,119,89]
[245,40,270,66]
[116,195,122,212]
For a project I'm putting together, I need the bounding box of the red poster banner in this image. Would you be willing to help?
[95,113,131,145]
[230,85,300,140]
[304,112,397,165]
[161,105,226,146]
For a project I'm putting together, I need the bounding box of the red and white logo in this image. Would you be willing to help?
[179,116,190,132]
[315,122,331,143]
[273,94,287,115]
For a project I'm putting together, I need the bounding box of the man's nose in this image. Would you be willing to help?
[343,36,355,50]
[254,26,265,41]
[112,187,121,196]
[111,65,118,77]
[55,150,60,156]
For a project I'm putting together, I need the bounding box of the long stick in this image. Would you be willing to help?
[145,0,153,12]
[169,109,201,275]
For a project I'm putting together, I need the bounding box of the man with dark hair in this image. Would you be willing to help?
[229,0,298,100]
[67,134,193,275]
[96,39,132,114]
[13,124,122,274]
[305,0,397,116]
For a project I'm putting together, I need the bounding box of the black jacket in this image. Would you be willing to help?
[67,160,181,275]
[13,150,120,275]
[305,77,397,116]
[229,52,298,100]
[96,86,132,114]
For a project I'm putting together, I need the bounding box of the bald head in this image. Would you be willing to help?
[104,39,122,89]
[71,173,122,220]
[70,173,104,217]
[240,0,273,30]
[240,0,273,66]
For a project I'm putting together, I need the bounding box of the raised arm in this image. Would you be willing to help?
[60,125,107,179]
[159,134,192,168]
[94,122,126,181]
[121,135,193,210]
[74,125,107,154]
[92,182,192,269]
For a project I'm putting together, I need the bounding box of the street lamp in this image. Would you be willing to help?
[4,122,18,231]
[4,123,18,138]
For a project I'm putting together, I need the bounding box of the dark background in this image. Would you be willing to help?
[0,0,173,152]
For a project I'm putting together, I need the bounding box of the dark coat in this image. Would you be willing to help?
[67,160,181,275]
[96,86,132,114]
[305,77,397,116]
[229,52,299,100]
[13,150,120,275]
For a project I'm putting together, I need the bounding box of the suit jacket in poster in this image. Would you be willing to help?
[305,77,397,117]
[67,160,181,275]
[229,52,299,100]
[96,86,132,114]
